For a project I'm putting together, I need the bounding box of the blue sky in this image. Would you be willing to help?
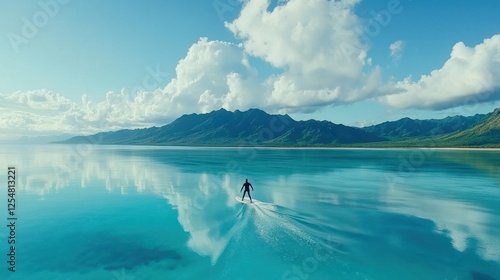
[1,0,499,139]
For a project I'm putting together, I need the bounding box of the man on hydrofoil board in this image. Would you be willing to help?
[240,179,254,203]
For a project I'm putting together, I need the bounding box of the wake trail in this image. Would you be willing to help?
[250,200,368,279]
[252,201,314,244]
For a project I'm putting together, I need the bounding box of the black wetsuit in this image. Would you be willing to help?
[241,182,253,201]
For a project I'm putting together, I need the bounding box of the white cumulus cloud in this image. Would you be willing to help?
[0,38,261,139]
[163,37,262,113]
[2,0,389,139]
[3,0,500,140]
[226,0,386,111]
[383,35,500,109]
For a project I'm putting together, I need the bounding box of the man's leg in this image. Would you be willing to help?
[248,192,252,203]
[242,190,246,201]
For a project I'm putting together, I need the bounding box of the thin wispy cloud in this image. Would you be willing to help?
[389,40,405,62]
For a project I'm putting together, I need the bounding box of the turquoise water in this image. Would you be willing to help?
[0,145,499,280]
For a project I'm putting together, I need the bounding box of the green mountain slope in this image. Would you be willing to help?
[437,108,500,146]
[362,114,484,140]
[368,108,500,148]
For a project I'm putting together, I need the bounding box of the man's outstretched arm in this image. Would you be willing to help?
[251,184,254,191]
[240,185,244,192]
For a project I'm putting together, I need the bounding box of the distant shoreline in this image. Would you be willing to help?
[6,142,498,150]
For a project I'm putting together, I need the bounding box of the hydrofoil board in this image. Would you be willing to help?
[235,196,254,204]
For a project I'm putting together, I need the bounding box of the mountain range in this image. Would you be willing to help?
[57,107,500,147]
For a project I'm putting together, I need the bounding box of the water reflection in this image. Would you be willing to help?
[384,186,500,262]
[1,145,499,279]
[435,149,500,183]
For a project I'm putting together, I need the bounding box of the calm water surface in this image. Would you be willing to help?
[0,145,499,280]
